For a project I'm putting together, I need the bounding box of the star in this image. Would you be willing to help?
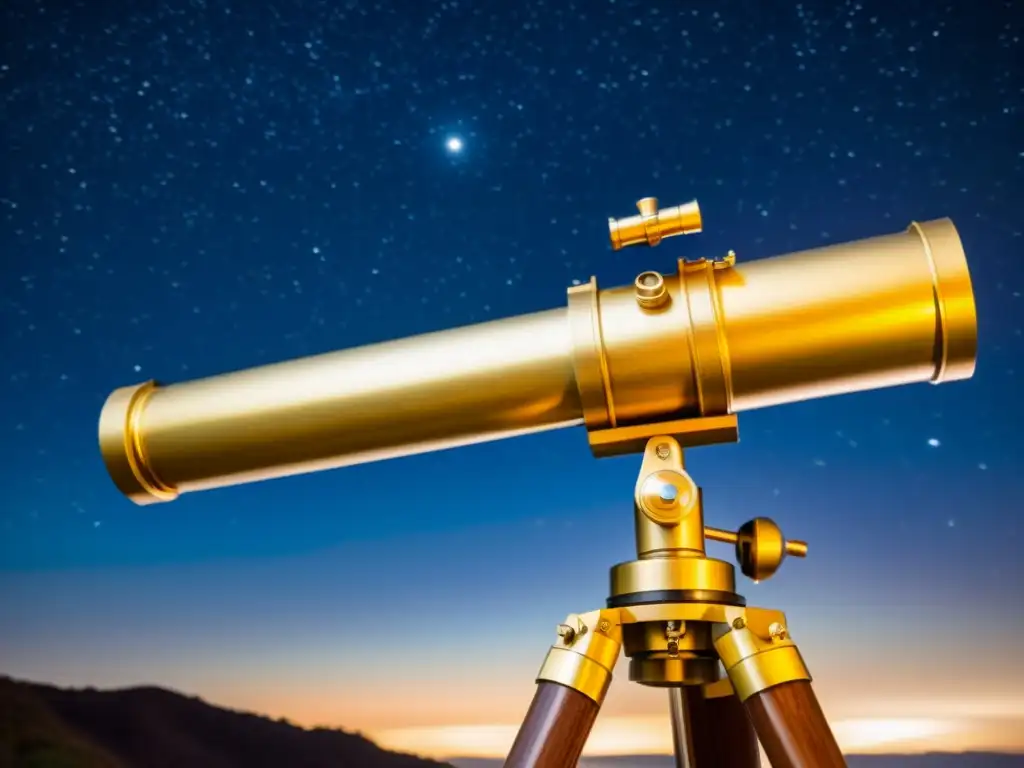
[445,136,464,154]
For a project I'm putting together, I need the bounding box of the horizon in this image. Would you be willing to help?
[1,0,1021,764]
[6,673,1023,762]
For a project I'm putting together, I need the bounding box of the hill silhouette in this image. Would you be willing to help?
[0,675,452,768]
[450,754,1024,767]
[2,676,1019,768]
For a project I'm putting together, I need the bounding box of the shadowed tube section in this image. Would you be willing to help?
[683,686,761,767]
[98,217,976,505]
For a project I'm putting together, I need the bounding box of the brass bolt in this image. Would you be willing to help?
[768,622,788,641]
[655,443,671,460]
[665,620,682,657]
[598,619,611,633]
[732,618,746,630]
[557,624,576,643]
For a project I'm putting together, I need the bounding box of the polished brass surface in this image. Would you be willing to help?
[99,309,583,504]
[99,202,977,505]
[714,607,811,702]
[536,610,623,704]
[620,601,738,626]
[610,436,737,600]
[706,518,809,582]
[635,271,670,309]
[622,620,715,659]
[624,620,720,687]
[608,197,703,250]
[604,437,814,690]
[721,217,976,410]
[633,437,706,557]
[610,437,738,688]
[630,656,721,688]
[586,414,738,458]
[609,557,737,599]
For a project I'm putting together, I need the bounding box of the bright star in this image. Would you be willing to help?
[445,136,464,154]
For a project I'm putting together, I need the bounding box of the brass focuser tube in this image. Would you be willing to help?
[98,197,977,505]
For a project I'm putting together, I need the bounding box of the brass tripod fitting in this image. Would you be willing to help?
[536,609,623,705]
[609,435,740,605]
[622,617,720,687]
[714,606,811,702]
[608,436,740,687]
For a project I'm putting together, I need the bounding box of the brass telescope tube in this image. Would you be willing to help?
[99,218,976,505]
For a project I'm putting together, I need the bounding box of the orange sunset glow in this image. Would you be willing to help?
[187,647,1024,761]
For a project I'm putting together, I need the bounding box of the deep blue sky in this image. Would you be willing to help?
[1,0,1022,758]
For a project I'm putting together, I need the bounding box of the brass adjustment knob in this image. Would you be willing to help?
[704,517,808,582]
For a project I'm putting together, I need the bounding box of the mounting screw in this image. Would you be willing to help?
[732,618,746,630]
[768,622,788,641]
[598,619,611,632]
[655,443,671,460]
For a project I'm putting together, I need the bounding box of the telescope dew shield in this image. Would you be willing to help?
[99,213,977,506]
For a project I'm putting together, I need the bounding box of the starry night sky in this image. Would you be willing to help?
[1,0,1022,759]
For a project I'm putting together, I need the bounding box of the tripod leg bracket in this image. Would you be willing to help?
[536,609,623,705]
[713,606,811,702]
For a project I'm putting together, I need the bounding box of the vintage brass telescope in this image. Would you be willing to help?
[97,196,977,768]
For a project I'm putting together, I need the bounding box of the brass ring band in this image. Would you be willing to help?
[725,645,810,702]
[98,380,178,503]
[680,261,731,416]
[537,646,615,705]
[908,218,976,384]
[567,277,617,430]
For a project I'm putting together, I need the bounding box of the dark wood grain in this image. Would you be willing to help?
[503,682,599,768]
[683,686,762,767]
[744,680,846,768]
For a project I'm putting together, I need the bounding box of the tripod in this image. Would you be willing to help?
[504,422,847,768]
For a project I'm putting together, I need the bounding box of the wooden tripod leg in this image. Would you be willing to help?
[716,611,846,768]
[682,683,761,767]
[504,609,623,768]
[504,682,601,768]
[744,680,845,768]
